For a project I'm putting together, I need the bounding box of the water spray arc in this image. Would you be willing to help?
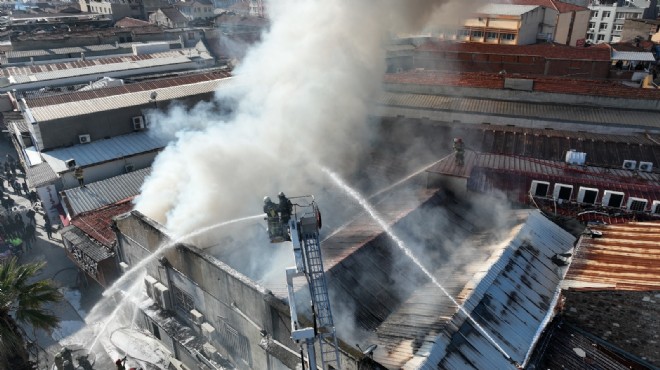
[105,214,264,298]
[322,168,517,366]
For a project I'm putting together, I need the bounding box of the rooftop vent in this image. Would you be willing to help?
[553,183,573,202]
[530,180,550,197]
[577,187,599,204]
[651,200,660,214]
[603,190,625,208]
[626,197,648,212]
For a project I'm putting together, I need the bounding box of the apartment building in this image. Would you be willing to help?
[587,0,659,43]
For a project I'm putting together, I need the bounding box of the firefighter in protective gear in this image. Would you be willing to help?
[74,166,85,187]
[453,138,465,166]
[263,196,278,217]
[278,192,293,224]
[264,196,284,242]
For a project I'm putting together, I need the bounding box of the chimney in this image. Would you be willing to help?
[81,52,85,61]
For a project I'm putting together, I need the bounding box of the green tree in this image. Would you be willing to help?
[0,258,62,369]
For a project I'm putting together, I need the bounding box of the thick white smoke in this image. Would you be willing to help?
[135,0,485,243]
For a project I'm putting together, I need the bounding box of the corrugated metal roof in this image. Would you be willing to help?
[414,210,576,369]
[376,92,660,129]
[478,3,540,16]
[28,77,232,122]
[611,51,656,62]
[25,161,58,188]
[62,167,150,216]
[61,225,114,261]
[25,71,229,107]
[7,54,195,85]
[564,221,660,291]
[41,132,169,173]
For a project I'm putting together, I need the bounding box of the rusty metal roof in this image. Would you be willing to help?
[564,221,660,291]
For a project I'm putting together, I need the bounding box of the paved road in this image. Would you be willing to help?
[0,134,108,369]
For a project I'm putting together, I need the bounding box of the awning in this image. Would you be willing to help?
[611,51,656,62]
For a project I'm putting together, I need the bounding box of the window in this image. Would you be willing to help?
[589,22,595,29]
[172,285,195,314]
[471,30,483,38]
[599,23,607,30]
[458,29,470,37]
[591,10,598,18]
[501,33,516,41]
[597,34,605,41]
[615,24,623,31]
[616,12,625,19]
[602,11,611,18]
[486,31,498,39]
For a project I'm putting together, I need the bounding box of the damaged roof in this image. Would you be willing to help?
[70,198,135,248]
[564,221,660,291]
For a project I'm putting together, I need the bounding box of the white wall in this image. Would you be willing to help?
[59,151,158,190]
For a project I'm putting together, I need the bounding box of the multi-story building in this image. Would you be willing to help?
[444,1,590,46]
[175,0,215,21]
[587,0,659,43]
[79,0,145,21]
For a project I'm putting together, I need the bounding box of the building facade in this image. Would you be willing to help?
[587,0,659,43]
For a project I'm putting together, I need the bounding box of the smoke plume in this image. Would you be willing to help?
[135,0,485,243]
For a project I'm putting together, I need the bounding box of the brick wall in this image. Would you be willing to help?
[562,289,660,366]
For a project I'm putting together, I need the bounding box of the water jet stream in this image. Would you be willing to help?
[104,213,264,297]
[322,168,515,364]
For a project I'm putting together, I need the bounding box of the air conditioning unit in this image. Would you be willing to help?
[602,190,625,208]
[153,282,171,310]
[78,134,91,144]
[530,180,550,197]
[553,183,573,201]
[65,159,77,169]
[132,116,145,130]
[622,160,637,170]
[125,164,135,173]
[577,187,599,204]
[144,275,158,300]
[190,309,204,325]
[638,162,653,172]
[201,322,215,338]
[651,200,660,214]
[119,262,129,273]
[626,197,648,212]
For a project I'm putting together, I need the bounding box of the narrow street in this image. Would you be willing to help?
[0,133,107,369]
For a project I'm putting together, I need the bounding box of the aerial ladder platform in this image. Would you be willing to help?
[263,194,341,370]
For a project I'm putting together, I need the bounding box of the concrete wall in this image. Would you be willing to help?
[59,150,157,190]
[519,7,545,45]
[541,8,559,39]
[34,93,214,150]
[114,211,364,370]
[570,10,591,46]
[555,12,572,44]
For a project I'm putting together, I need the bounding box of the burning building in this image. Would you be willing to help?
[113,176,577,369]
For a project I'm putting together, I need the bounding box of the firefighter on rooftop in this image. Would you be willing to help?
[74,166,85,187]
[453,138,465,166]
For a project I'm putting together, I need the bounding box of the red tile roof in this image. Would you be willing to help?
[416,40,612,61]
[384,70,660,100]
[71,198,134,247]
